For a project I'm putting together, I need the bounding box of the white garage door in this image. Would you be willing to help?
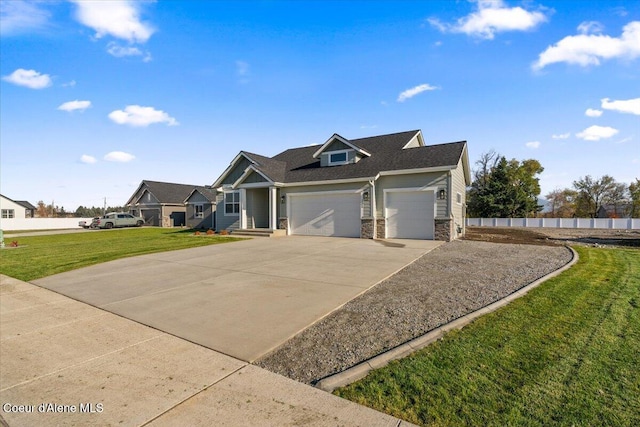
[289,192,361,237]
[385,190,435,239]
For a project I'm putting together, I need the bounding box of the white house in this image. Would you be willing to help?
[0,194,35,219]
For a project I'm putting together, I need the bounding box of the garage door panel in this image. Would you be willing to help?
[290,193,360,237]
[386,191,434,239]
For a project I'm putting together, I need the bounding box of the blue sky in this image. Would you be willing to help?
[1,0,638,210]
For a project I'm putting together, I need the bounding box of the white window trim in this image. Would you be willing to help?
[327,149,351,166]
[2,209,15,219]
[224,191,240,216]
[194,204,204,218]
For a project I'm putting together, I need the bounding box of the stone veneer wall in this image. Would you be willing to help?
[434,218,453,242]
[360,218,374,239]
[375,219,386,239]
[279,217,288,231]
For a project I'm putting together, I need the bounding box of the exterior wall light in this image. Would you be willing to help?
[362,191,370,202]
[438,189,446,200]
[280,195,286,204]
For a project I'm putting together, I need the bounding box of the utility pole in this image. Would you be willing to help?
[103,197,107,215]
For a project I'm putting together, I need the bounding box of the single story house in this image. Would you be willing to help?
[211,130,470,241]
[0,194,36,219]
[126,180,215,227]
[184,186,217,229]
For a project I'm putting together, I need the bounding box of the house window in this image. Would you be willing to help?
[2,209,15,219]
[457,192,462,205]
[224,191,240,215]
[195,204,204,218]
[328,150,350,166]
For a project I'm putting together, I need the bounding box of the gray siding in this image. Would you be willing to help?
[450,158,467,237]
[222,157,252,185]
[244,170,268,184]
[138,190,160,205]
[375,173,447,218]
[216,193,240,231]
[324,140,351,152]
[247,188,269,228]
[185,192,215,229]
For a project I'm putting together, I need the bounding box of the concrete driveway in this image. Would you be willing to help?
[33,236,441,362]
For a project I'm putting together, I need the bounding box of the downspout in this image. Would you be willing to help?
[447,170,454,237]
[370,177,378,238]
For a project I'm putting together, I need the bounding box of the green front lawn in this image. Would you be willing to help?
[0,228,244,281]
[335,246,640,426]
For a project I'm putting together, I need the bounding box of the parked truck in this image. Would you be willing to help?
[91,212,145,229]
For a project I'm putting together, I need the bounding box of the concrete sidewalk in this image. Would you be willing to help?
[33,236,441,362]
[1,275,415,426]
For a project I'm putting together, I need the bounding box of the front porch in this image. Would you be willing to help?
[239,187,279,229]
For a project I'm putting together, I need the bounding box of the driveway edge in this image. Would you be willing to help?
[316,245,579,392]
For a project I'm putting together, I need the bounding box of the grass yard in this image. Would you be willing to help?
[0,228,244,281]
[335,246,640,426]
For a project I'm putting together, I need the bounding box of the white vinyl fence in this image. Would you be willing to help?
[466,218,640,230]
[0,218,94,232]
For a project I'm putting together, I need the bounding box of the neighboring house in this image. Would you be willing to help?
[184,186,217,229]
[126,180,214,227]
[0,194,36,219]
[211,130,471,241]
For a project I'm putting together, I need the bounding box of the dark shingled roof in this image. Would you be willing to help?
[188,186,218,203]
[134,180,213,204]
[15,200,37,210]
[257,130,467,183]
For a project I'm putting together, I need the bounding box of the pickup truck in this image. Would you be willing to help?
[94,212,145,229]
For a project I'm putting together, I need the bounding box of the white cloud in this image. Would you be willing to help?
[108,105,179,127]
[106,42,152,62]
[585,108,603,117]
[71,0,154,43]
[58,100,92,112]
[0,0,50,36]
[107,42,140,56]
[576,125,619,141]
[533,21,640,70]
[526,141,541,149]
[601,97,640,115]
[2,68,52,89]
[397,83,439,102]
[80,154,97,164]
[428,0,548,40]
[551,132,570,140]
[577,21,604,35]
[104,151,135,162]
[62,80,77,87]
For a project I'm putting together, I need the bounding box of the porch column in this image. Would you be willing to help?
[239,188,247,229]
[269,186,277,230]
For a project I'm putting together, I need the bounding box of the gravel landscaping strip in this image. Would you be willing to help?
[255,240,573,385]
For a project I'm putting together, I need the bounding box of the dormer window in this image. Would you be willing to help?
[328,151,349,165]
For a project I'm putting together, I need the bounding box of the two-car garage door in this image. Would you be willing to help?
[289,192,361,237]
[288,189,436,239]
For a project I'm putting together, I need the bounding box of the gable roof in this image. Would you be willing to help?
[127,180,210,205]
[215,130,469,187]
[0,194,36,210]
[312,133,371,159]
[184,186,218,203]
[15,200,37,210]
